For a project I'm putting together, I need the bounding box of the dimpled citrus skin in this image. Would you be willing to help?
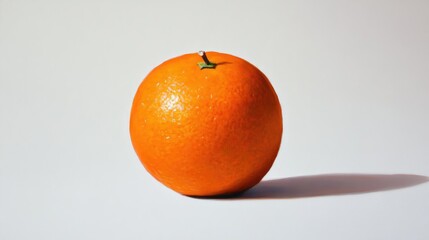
[130,51,282,197]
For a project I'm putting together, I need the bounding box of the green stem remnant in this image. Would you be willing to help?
[198,51,217,69]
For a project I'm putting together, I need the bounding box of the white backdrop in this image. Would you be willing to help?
[1,0,428,239]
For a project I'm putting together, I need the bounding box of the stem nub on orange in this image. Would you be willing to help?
[130,51,283,197]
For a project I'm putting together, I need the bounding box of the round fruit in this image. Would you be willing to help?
[130,51,282,197]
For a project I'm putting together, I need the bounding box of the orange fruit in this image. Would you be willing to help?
[130,51,282,197]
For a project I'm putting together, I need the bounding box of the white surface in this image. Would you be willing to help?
[1,0,428,239]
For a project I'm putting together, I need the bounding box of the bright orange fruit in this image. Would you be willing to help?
[130,51,282,197]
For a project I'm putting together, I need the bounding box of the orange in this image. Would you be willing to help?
[130,51,282,197]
